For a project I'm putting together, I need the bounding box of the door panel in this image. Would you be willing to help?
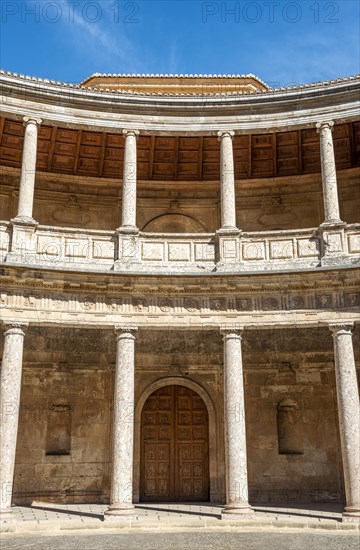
[141,385,209,502]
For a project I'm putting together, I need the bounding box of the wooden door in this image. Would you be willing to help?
[141,385,209,502]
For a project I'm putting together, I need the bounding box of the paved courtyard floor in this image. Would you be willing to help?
[1,503,359,550]
[0,502,353,526]
[1,530,360,550]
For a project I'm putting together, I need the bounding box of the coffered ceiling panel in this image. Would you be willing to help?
[0,119,358,182]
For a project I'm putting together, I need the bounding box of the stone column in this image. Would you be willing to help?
[316,121,342,225]
[105,325,138,520]
[218,131,238,231]
[15,117,42,223]
[120,130,139,233]
[0,323,27,524]
[221,327,254,518]
[330,324,360,522]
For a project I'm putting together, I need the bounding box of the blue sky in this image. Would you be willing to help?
[1,0,359,86]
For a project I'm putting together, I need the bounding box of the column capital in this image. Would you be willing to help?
[23,116,42,127]
[115,324,138,339]
[329,323,354,337]
[123,129,140,138]
[221,325,244,339]
[218,130,235,141]
[316,120,334,133]
[3,322,28,337]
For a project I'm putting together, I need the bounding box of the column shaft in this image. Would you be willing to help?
[0,324,26,523]
[330,324,360,521]
[316,121,342,224]
[222,328,253,517]
[105,326,137,519]
[218,131,237,231]
[121,130,139,232]
[16,117,42,222]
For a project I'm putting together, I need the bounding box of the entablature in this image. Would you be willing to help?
[1,263,359,331]
[1,73,360,135]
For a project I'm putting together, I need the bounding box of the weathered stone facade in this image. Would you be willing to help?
[0,72,359,523]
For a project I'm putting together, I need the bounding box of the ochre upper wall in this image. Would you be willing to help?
[81,74,269,94]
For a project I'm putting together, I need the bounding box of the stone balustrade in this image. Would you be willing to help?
[1,221,359,274]
[138,233,216,267]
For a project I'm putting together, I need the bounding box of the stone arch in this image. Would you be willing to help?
[142,213,208,233]
[134,377,220,503]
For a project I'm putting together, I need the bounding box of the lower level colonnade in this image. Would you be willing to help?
[0,322,359,524]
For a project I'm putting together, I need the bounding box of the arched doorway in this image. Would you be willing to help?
[140,385,210,502]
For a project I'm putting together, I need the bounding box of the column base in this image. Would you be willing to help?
[11,216,38,226]
[117,225,139,236]
[319,219,345,229]
[342,507,360,522]
[216,227,241,236]
[221,504,255,520]
[104,504,138,521]
[0,508,16,525]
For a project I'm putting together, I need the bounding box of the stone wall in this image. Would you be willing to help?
[243,328,354,504]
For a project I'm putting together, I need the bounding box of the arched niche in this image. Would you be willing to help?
[142,213,208,233]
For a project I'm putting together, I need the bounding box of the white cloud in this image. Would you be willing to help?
[25,0,142,71]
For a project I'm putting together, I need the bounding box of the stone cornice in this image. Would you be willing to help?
[1,264,358,330]
[3,69,359,95]
[1,263,359,291]
[1,73,359,134]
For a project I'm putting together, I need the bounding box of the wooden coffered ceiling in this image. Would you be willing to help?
[0,118,359,181]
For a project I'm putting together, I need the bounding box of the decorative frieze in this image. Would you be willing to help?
[184,298,200,312]
[344,292,360,307]
[1,283,358,328]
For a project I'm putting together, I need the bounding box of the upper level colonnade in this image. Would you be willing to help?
[1,72,360,273]
[4,116,351,230]
[1,116,359,274]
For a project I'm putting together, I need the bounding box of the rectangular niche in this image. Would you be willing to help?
[277,399,303,455]
[45,403,72,456]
